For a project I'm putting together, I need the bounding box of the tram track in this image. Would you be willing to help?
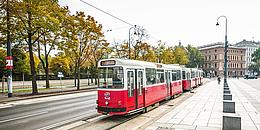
[70,91,192,130]
[69,112,141,130]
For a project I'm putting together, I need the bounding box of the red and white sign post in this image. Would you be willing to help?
[5,56,13,96]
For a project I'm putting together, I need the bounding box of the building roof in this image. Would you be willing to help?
[198,42,245,51]
[235,39,260,48]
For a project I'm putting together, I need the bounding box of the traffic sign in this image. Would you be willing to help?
[5,56,13,69]
[58,72,64,78]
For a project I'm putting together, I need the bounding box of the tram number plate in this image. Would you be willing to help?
[101,60,116,66]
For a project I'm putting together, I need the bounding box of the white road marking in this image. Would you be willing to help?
[0,111,48,124]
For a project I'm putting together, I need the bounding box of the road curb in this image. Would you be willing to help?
[0,87,97,104]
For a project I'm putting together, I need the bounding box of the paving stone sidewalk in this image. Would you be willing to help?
[144,79,260,130]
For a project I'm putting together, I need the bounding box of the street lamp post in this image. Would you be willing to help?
[216,16,228,84]
[128,25,136,59]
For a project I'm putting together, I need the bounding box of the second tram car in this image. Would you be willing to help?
[181,67,191,91]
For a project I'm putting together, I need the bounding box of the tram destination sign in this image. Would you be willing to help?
[100,60,116,66]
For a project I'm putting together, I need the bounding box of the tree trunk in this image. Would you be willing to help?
[28,43,38,94]
[74,64,77,87]
[44,43,50,88]
[27,7,37,94]
[45,56,50,88]
[91,74,93,83]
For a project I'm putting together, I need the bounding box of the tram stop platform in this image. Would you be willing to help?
[112,79,260,130]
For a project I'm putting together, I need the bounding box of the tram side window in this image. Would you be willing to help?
[127,71,134,97]
[191,71,195,78]
[145,68,156,85]
[187,73,191,80]
[172,71,177,81]
[138,71,143,95]
[156,69,164,83]
[182,71,186,79]
[176,70,181,80]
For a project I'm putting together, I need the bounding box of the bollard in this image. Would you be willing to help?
[223,100,235,113]
[223,94,232,100]
[224,84,229,88]
[223,113,241,130]
[224,87,229,91]
[224,90,231,94]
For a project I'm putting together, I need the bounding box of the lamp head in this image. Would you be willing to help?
[216,22,219,26]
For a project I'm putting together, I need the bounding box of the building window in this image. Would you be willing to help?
[215,49,217,52]
[215,55,217,60]
[241,64,243,68]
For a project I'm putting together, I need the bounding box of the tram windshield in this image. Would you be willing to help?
[98,67,124,89]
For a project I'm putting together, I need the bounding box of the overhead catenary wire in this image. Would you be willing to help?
[80,0,133,27]
[79,0,164,44]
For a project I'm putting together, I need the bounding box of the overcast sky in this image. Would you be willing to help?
[59,0,260,47]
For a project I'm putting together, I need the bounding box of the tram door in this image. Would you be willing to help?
[127,69,144,111]
[165,70,171,97]
[136,70,144,108]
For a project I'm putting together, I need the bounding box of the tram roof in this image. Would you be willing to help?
[98,59,193,71]
[98,58,157,68]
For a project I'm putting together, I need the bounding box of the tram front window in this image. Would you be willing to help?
[99,67,124,89]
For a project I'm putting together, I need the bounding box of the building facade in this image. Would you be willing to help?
[234,40,260,75]
[199,42,246,77]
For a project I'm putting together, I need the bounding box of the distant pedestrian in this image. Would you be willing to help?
[217,75,221,85]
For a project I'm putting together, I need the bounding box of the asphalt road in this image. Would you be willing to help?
[230,78,260,113]
[0,91,97,130]
[238,78,260,91]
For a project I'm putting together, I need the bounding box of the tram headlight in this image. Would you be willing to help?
[105,101,109,105]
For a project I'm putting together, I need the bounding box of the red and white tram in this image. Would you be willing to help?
[97,59,185,115]
[182,67,191,91]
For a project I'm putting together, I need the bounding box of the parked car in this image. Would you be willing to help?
[244,75,258,79]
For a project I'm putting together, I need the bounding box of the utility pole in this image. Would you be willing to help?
[6,0,13,97]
